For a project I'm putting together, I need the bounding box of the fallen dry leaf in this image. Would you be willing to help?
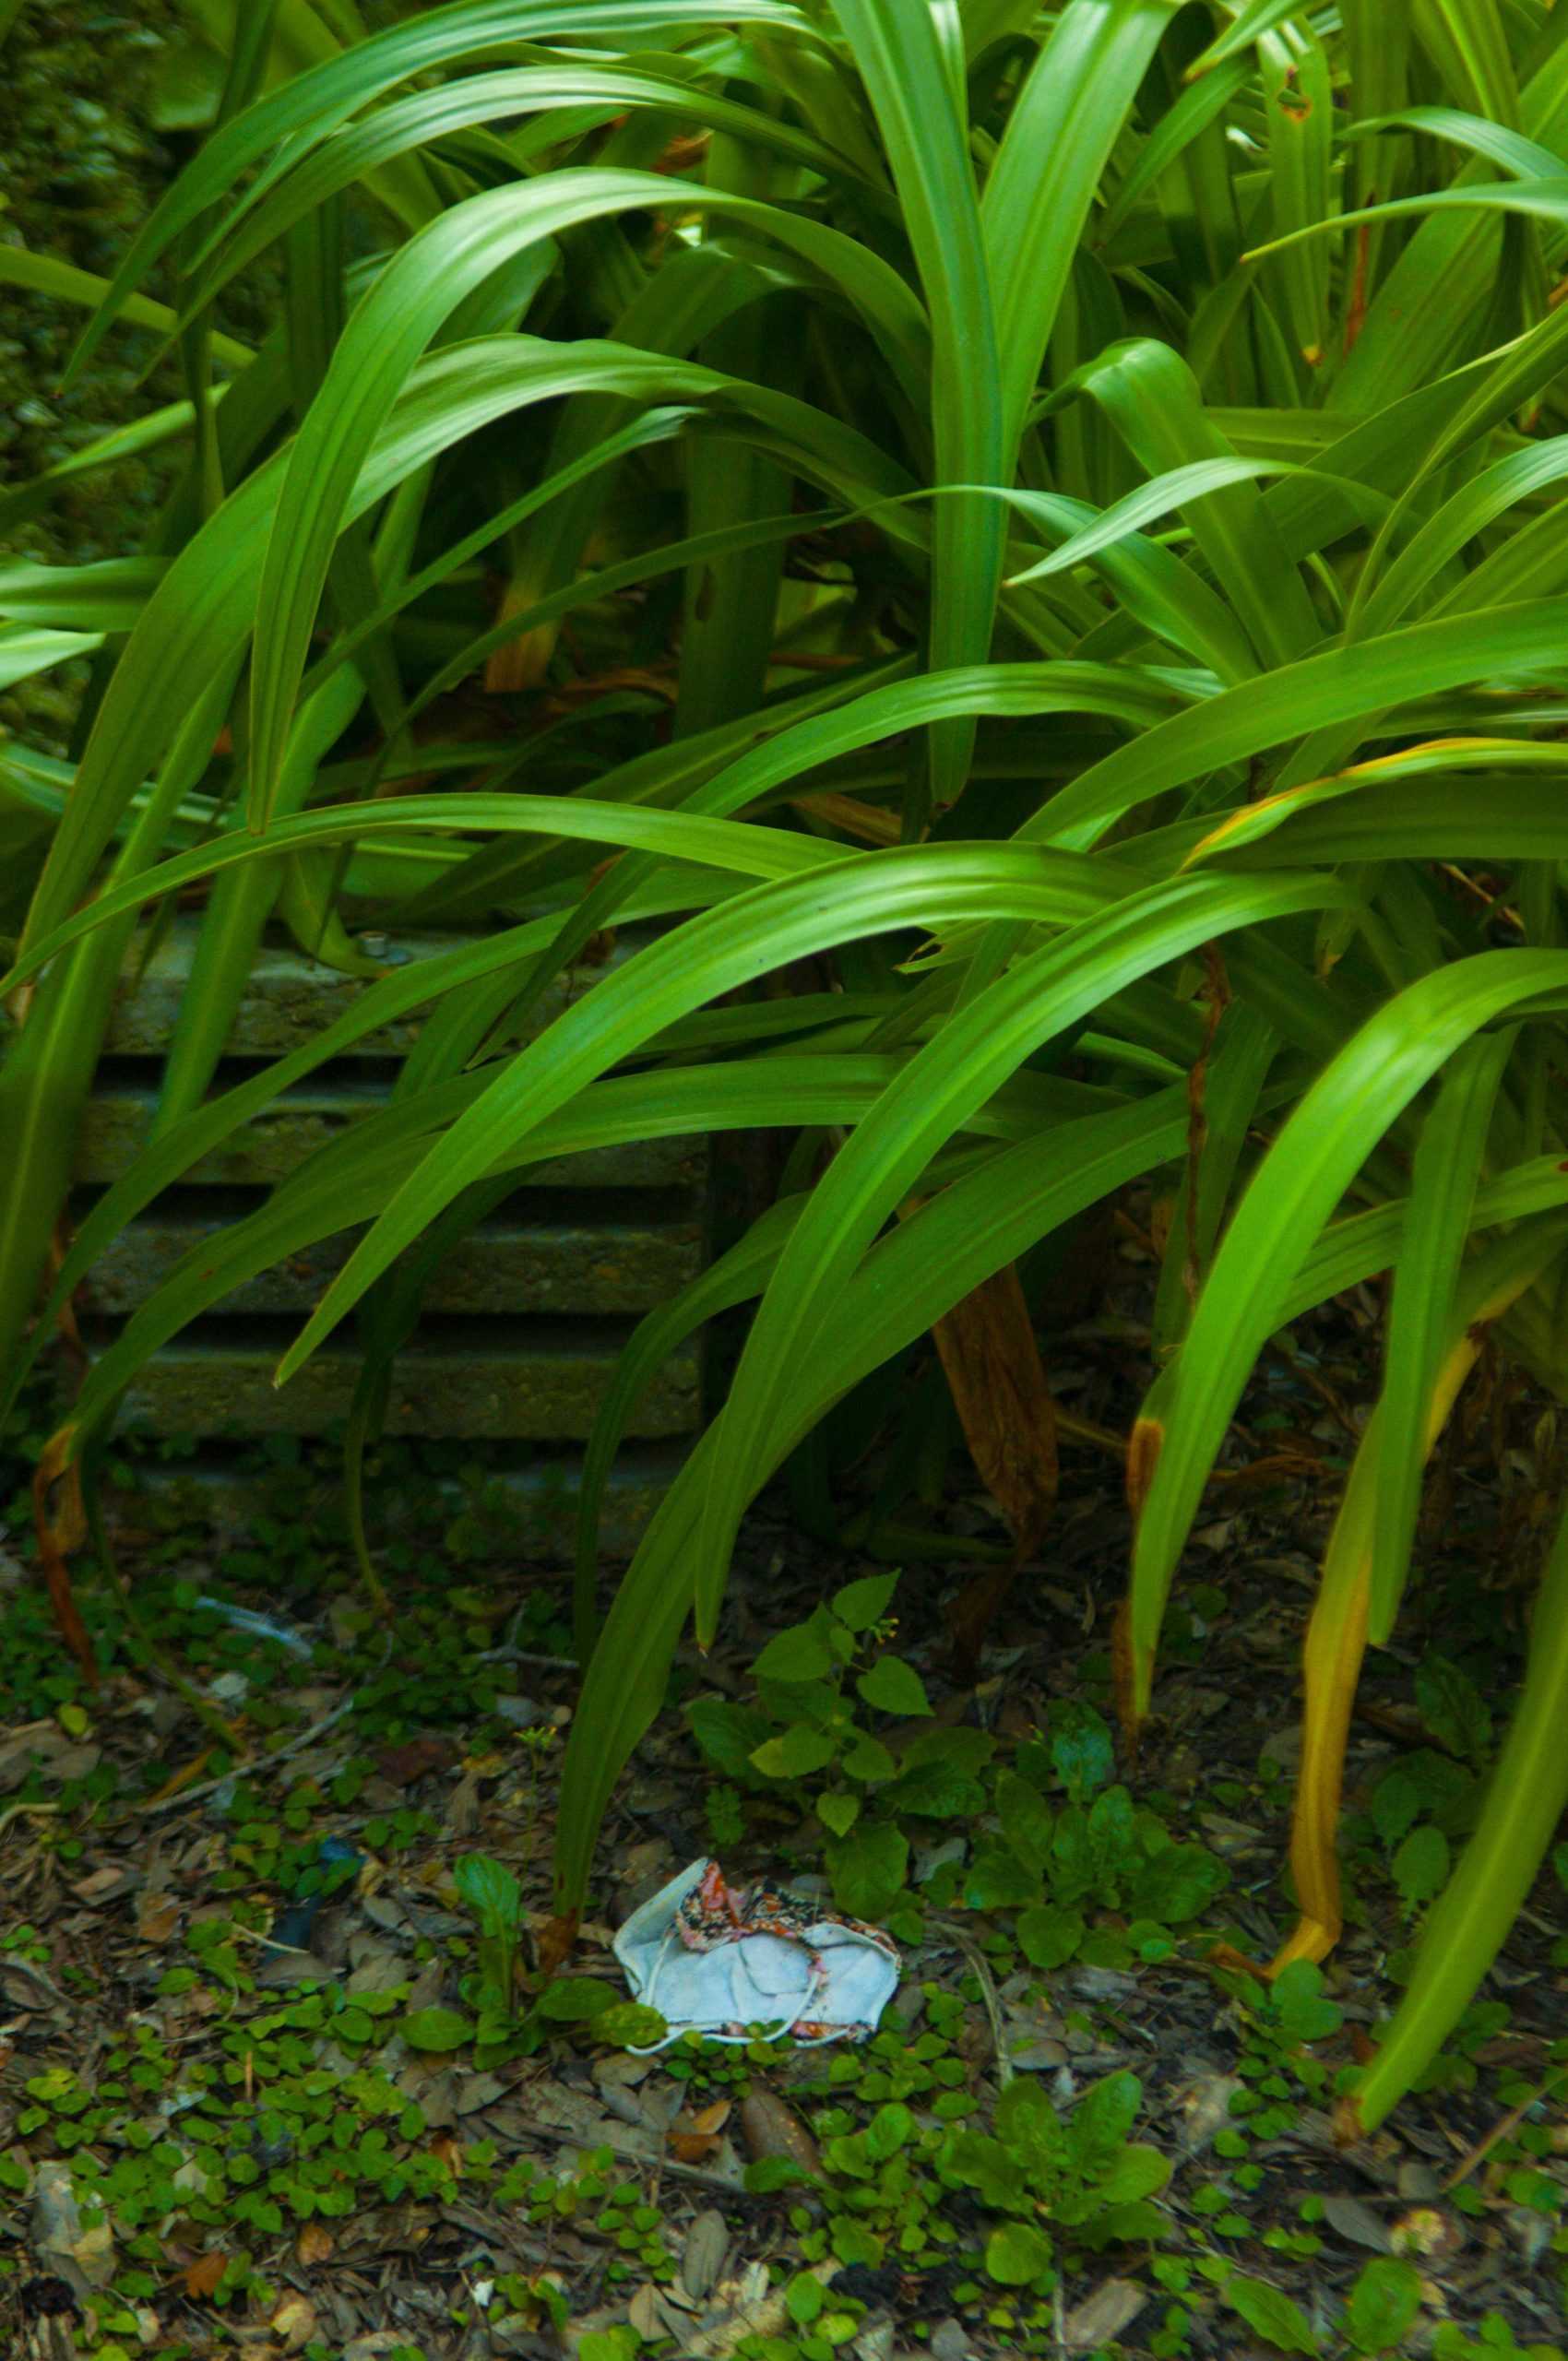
[69,2224,115,2293]
[1063,2278,1147,2351]
[295,2224,334,2267]
[1321,2192,1392,2253]
[30,2160,115,2293]
[737,2087,820,2176]
[681,2210,730,2302]
[184,2252,227,2300]
[135,1892,180,1947]
[70,1864,139,1906]
[444,1767,480,1834]
[270,2292,318,2351]
[669,2097,731,2163]
[373,1734,454,1786]
[628,2284,667,2342]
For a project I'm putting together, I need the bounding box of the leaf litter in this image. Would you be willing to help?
[0,1308,1565,2360]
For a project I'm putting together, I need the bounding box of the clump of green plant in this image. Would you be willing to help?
[445,1849,663,2061]
[1430,2321,1563,2361]
[941,2069,1169,2292]
[732,2011,1171,2347]
[1223,1960,1347,2119]
[691,1580,1229,1962]
[453,1852,526,2031]
[956,1752,1227,1973]
[687,1571,984,1925]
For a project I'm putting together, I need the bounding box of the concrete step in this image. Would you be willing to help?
[77,1081,705,1192]
[80,1207,705,1318]
[100,913,639,1059]
[65,919,710,1529]
[108,1323,698,1441]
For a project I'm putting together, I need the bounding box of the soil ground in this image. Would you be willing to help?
[2,1293,1565,2361]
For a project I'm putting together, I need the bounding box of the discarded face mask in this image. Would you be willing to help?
[612,1857,899,2050]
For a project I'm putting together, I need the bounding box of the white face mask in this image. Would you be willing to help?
[612,1857,900,2052]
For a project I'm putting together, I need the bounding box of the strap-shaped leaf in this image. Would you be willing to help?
[61,0,814,386]
[1369,1031,1516,1638]
[1351,1470,1568,2131]
[554,1085,1198,1910]
[1129,950,1568,1713]
[694,869,1344,1643]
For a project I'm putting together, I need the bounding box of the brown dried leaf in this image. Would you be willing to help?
[68,2224,115,2293]
[444,1769,480,1835]
[737,2087,820,2175]
[295,2224,334,2267]
[680,2210,730,2302]
[599,2083,651,2130]
[1321,2193,1391,2252]
[184,2252,227,2300]
[628,2285,666,2342]
[30,2163,84,2272]
[135,1893,180,1947]
[70,1864,139,1906]
[930,1258,1057,1560]
[373,1735,454,1787]
[1064,2280,1148,2351]
[453,2071,507,2117]
[669,2097,731,2163]
[270,2292,318,2351]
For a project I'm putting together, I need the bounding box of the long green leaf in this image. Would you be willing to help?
[835,0,1004,819]
[1129,950,1568,1713]
[695,869,1345,1643]
[267,842,1158,1385]
[61,0,814,387]
[245,172,930,818]
[1369,1029,1515,1640]
[1027,601,1568,851]
[1352,1484,1568,2130]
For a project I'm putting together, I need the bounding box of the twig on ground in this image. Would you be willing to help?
[126,1641,392,1820]
[0,1800,63,1844]
[930,1915,1012,2087]
[1443,2065,1567,2192]
[521,2114,766,2198]
[476,1644,580,1673]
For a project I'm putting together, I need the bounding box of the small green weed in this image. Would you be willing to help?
[942,2069,1170,2292]
[687,1574,1228,1965]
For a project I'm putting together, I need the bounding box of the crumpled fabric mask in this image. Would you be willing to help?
[612,1857,899,2050]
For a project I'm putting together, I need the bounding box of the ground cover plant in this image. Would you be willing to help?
[3,4,1568,2331]
[0,1434,1564,2359]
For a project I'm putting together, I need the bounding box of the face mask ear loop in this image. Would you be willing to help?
[625,1920,685,2056]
